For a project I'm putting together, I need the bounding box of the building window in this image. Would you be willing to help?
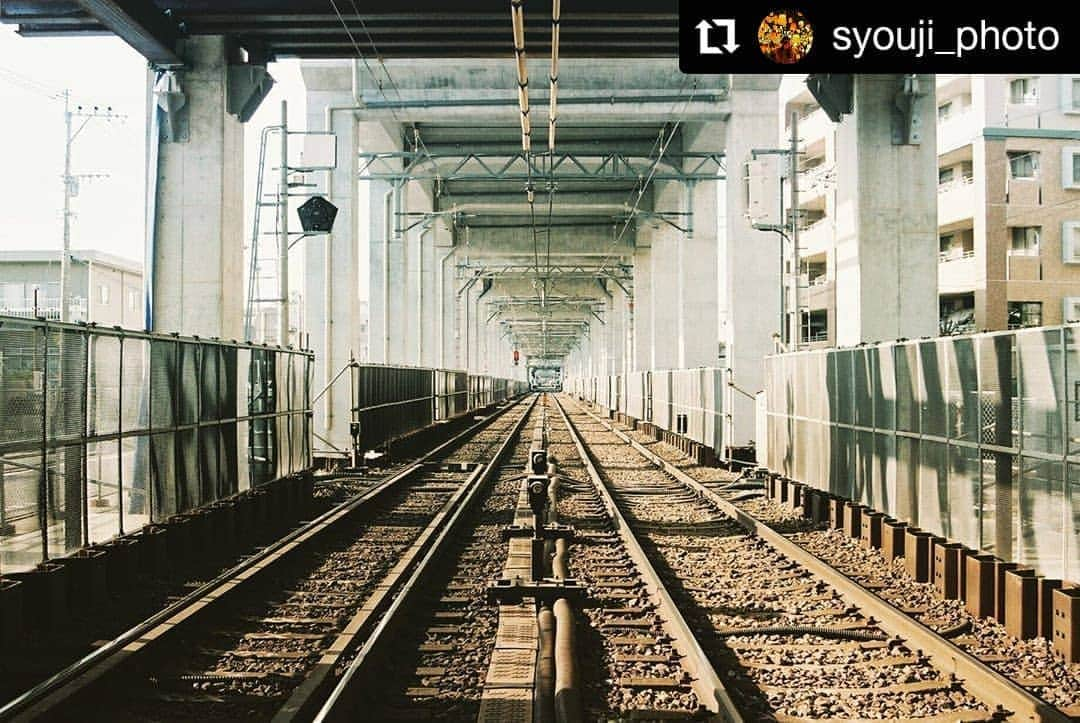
[800,309,828,343]
[1064,297,1080,324]
[938,167,955,185]
[1008,301,1042,329]
[1009,226,1041,256]
[1072,78,1080,110]
[128,290,139,311]
[1063,222,1080,263]
[937,101,953,121]
[1008,151,1039,179]
[99,284,110,305]
[1009,77,1038,105]
[1064,147,1080,189]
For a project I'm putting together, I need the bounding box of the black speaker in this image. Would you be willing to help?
[297,196,338,233]
[806,74,853,122]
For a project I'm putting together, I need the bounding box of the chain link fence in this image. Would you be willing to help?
[0,317,312,574]
[764,324,1080,581]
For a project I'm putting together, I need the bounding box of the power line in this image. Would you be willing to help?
[594,78,701,279]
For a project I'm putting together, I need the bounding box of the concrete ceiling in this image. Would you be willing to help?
[0,0,678,63]
[314,56,732,361]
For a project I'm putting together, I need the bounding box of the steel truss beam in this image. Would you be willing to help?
[396,208,690,234]
[458,263,632,283]
[357,151,725,184]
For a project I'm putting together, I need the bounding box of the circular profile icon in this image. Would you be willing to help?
[758,10,813,64]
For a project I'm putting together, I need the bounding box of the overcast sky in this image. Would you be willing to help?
[0,25,306,264]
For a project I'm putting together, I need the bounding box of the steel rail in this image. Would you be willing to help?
[0,396,531,722]
[549,395,742,722]
[312,394,539,722]
[571,398,1072,723]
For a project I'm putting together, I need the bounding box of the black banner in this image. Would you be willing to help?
[679,4,1078,73]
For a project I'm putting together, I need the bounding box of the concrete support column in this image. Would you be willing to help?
[833,74,938,345]
[648,229,679,369]
[356,120,403,364]
[681,121,725,368]
[302,86,360,452]
[722,76,782,449]
[386,181,407,363]
[434,224,456,369]
[632,245,651,372]
[150,36,243,339]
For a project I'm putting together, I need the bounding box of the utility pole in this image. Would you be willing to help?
[59,90,118,322]
[789,110,800,351]
[278,100,290,346]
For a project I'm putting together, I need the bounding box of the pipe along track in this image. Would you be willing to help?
[0,396,535,723]
[556,393,1073,723]
[312,394,566,721]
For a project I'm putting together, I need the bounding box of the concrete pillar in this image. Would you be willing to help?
[833,75,938,346]
[722,76,782,449]
[150,36,243,339]
[681,122,725,368]
[435,233,456,368]
[355,120,402,365]
[386,181,407,364]
[302,84,360,452]
[632,245,652,372]
[366,177,390,362]
[649,227,679,369]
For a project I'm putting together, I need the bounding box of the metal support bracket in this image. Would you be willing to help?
[500,523,576,542]
[486,577,587,606]
[892,74,925,145]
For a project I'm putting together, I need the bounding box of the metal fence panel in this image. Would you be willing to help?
[764,324,1080,581]
[0,318,312,575]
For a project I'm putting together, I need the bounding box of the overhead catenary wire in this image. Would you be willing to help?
[593,78,701,280]
[542,0,561,359]
[509,0,547,324]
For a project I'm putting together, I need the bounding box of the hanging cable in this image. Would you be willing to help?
[510,0,546,314]
[543,0,561,316]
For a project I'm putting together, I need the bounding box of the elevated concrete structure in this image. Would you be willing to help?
[149,36,244,339]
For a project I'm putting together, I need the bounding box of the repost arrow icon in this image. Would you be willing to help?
[713,19,740,53]
[696,19,722,54]
[696,18,739,55]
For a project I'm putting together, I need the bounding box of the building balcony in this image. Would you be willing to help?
[938,251,978,293]
[794,109,832,152]
[797,217,832,256]
[937,109,977,155]
[937,176,976,228]
[0,298,88,322]
[795,164,831,209]
[797,276,833,311]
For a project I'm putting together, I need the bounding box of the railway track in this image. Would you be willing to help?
[554,394,1076,723]
[546,405,734,719]
[312,395,549,721]
[0,396,534,723]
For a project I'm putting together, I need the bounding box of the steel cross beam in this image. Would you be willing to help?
[357,151,726,183]
[457,264,632,282]
[73,0,182,67]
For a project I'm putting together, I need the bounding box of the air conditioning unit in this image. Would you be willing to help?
[1065,297,1080,324]
[746,156,781,227]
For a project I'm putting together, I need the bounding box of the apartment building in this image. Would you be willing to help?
[778,74,1080,346]
[937,74,1080,332]
[0,250,143,326]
